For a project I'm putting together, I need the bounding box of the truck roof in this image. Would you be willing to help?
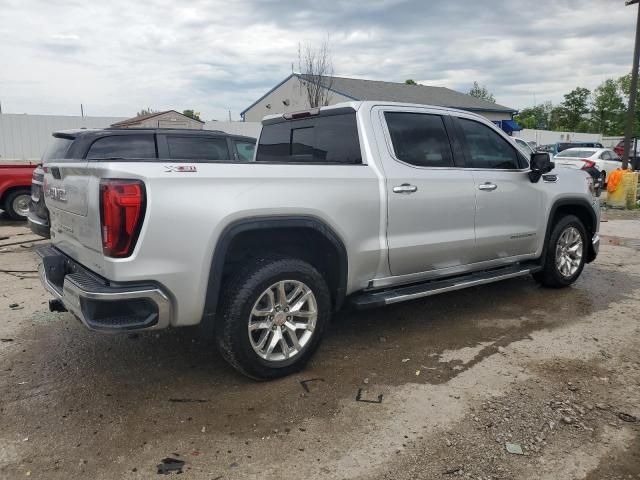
[261,100,489,125]
[53,128,255,143]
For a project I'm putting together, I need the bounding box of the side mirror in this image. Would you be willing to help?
[528,153,555,183]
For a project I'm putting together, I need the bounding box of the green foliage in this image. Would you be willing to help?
[182,109,201,121]
[554,87,591,132]
[591,79,625,136]
[468,81,496,103]
[514,101,554,130]
[404,79,418,85]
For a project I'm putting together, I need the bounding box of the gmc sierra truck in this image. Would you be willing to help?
[36,102,600,379]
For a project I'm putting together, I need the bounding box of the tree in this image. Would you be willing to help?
[136,108,157,117]
[405,79,418,85]
[590,79,625,136]
[515,102,554,130]
[182,109,201,121]
[468,81,495,103]
[618,73,640,136]
[298,39,334,108]
[554,87,591,132]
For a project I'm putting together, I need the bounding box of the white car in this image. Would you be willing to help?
[553,148,622,183]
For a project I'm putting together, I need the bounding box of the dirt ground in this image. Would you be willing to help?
[0,209,639,480]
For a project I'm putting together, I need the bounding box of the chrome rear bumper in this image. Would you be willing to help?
[37,245,171,332]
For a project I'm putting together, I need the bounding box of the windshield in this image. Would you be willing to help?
[556,149,594,158]
[42,137,73,162]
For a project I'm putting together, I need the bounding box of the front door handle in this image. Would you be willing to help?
[393,183,418,194]
[478,182,497,191]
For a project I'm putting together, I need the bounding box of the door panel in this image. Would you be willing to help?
[454,116,544,260]
[375,108,477,276]
[471,170,544,259]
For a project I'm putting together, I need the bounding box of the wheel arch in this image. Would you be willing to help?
[202,216,349,324]
[542,198,598,264]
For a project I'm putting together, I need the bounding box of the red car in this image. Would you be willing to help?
[614,138,638,158]
[0,163,37,220]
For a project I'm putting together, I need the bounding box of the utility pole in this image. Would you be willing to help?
[622,0,640,170]
[80,103,84,117]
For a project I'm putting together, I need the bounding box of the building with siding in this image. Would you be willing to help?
[241,74,518,126]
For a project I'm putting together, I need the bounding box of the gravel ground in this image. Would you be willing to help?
[0,209,639,479]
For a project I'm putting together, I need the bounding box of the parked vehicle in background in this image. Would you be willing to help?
[537,142,604,157]
[28,165,49,237]
[553,148,622,184]
[0,163,37,220]
[613,138,640,170]
[36,101,600,380]
[27,129,256,238]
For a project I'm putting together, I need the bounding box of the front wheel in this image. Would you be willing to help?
[4,189,31,220]
[532,215,587,288]
[215,256,331,380]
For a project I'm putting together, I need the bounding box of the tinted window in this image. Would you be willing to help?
[42,137,73,162]
[459,119,520,169]
[384,112,453,167]
[256,113,361,164]
[234,140,255,162]
[87,135,156,159]
[166,136,230,161]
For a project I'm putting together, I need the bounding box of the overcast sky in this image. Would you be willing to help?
[0,0,637,120]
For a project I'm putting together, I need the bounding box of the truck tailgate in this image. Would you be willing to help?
[44,162,106,274]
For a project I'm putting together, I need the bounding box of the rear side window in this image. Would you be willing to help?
[234,140,255,162]
[86,135,156,160]
[256,113,361,164]
[166,136,230,161]
[42,137,73,162]
[459,119,520,169]
[384,112,453,167]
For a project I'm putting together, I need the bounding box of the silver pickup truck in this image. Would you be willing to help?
[37,102,600,379]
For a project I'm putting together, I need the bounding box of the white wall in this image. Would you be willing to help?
[242,75,353,122]
[0,113,126,161]
[513,128,602,146]
[204,121,261,138]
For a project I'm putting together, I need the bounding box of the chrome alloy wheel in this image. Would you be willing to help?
[12,193,31,218]
[555,226,583,278]
[248,280,318,362]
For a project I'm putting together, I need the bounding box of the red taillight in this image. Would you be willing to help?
[581,160,595,169]
[99,179,145,258]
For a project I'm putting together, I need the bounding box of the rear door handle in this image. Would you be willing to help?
[393,183,418,194]
[478,182,497,191]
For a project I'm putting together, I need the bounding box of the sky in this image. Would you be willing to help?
[0,0,637,120]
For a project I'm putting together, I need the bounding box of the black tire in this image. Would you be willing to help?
[532,214,587,288]
[600,170,607,186]
[3,188,31,220]
[215,256,331,380]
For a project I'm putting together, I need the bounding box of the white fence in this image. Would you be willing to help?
[512,129,602,146]
[0,113,127,161]
[0,114,262,162]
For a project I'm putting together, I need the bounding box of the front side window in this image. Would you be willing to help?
[256,112,361,164]
[166,136,230,161]
[384,112,453,168]
[459,119,520,169]
[87,135,156,160]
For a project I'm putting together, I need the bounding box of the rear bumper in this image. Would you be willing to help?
[27,212,50,238]
[36,245,172,332]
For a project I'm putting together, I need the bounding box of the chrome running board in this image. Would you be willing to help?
[349,263,541,309]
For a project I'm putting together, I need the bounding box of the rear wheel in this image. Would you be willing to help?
[3,189,31,220]
[533,215,587,288]
[215,256,331,380]
[600,170,607,186]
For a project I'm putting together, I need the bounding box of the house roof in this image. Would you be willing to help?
[111,109,204,127]
[241,74,516,116]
